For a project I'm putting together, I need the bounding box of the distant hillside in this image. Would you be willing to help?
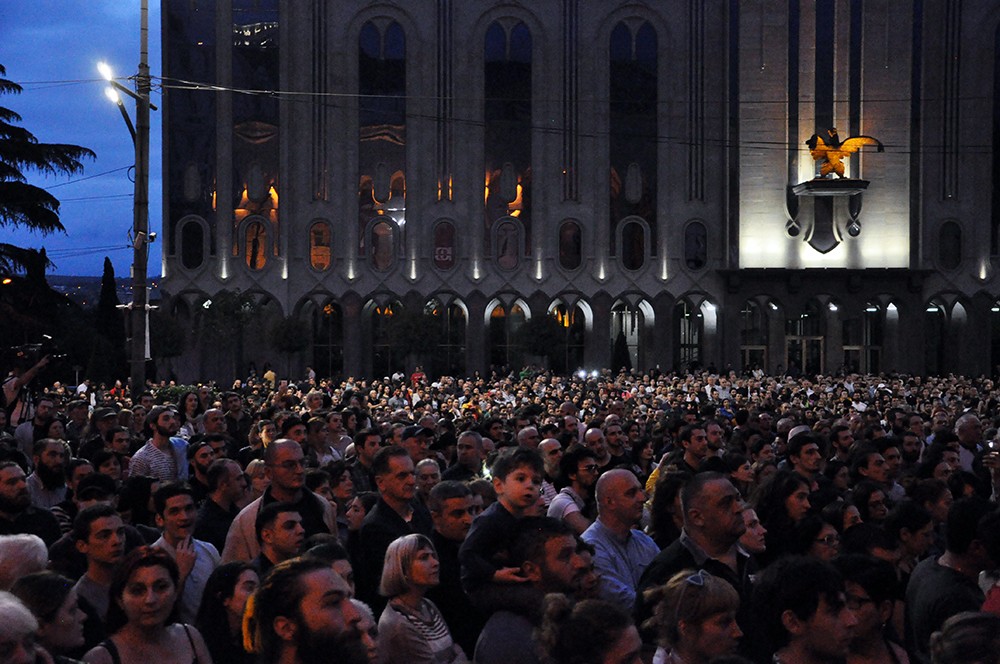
[47,276,161,309]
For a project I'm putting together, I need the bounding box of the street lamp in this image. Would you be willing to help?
[97,0,156,397]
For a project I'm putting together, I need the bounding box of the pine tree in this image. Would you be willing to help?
[0,63,95,271]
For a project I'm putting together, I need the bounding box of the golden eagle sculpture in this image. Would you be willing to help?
[806,128,883,178]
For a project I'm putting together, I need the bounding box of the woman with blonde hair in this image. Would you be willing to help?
[377,534,467,663]
[643,568,742,664]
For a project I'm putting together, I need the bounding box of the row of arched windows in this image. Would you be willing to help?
[176,215,709,273]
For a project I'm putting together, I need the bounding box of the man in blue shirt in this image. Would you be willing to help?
[582,468,659,612]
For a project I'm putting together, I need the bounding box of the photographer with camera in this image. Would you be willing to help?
[2,352,50,429]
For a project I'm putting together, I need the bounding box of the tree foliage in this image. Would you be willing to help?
[0,64,96,236]
[270,316,310,355]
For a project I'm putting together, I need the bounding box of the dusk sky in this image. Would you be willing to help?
[2,1,163,277]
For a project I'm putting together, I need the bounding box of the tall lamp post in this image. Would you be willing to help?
[98,0,156,397]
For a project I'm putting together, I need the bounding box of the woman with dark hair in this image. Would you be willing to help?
[10,571,87,661]
[627,438,657,486]
[92,450,123,484]
[790,514,841,561]
[648,471,688,549]
[537,594,641,664]
[821,499,864,534]
[177,391,204,440]
[194,562,258,664]
[750,469,812,567]
[833,554,910,664]
[822,459,851,494]
[82,547,211,664]
[851,481,890,525]
[116,476,161,542]
[722,452,753,497]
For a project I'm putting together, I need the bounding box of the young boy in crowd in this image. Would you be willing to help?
[459,446,545,611]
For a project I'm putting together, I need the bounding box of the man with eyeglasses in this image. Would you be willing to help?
[221,439,337,562]
[547,445,598,535]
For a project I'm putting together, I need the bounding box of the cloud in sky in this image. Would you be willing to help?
[1,1,163,277]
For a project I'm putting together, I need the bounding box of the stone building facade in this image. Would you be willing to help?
[160,0,1000,381]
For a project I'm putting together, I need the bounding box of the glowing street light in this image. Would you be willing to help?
[97,0,156,395]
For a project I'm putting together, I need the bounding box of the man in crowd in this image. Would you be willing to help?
[581,468,659,612]
[954,413,985,472]
[13,393,54,460]
[426,480,483,657]
[474,517,588,664]
[72,503,126,622]
[603,421,628,466]
[194,458,245,553]
[584,427,612,473]
[251,557,368,664]
[547,445,598,535]
[151,482,220,623]
[400,425,433,464]
[252,501,306,576]
[537,437,562,508]
[515,426,540,449]
[787,431,823,488]
[357,445,432,607]
[186,440,216,503]
[672,424,710,475]
[348,428,381,493]
[223,439,337,562]
[0,460,61,545]
[442,430,485,482]
[25,438,68,509]
[906,497,1000,663]
[751,556,858,663]
[415,458,442,507]
[224,392,252,448]
[130,406,188,482]
[636,473,754,639]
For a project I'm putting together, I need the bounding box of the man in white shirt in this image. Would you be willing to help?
[151,482,220,623]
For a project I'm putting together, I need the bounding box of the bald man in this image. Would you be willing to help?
[581,468,660,612]
[537,438,563,508]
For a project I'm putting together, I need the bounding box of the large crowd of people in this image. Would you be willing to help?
[3,354,1000,663]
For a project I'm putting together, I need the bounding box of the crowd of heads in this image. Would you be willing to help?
[3,363,1000,662]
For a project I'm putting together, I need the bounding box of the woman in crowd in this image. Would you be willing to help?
[643,568,742,664]
[791,514,841,561]
[0,591,51,664]
[10,571,87,662]
[195,562,259,664]
[176,391,204,440]
[823,459,851,495]
[117,476,160,542]
[537,594,642,664]
[83,547,211,664]
[92,450,123,485]
[851,481,890,525]
[647,471,687,549]
[245,460,269,503]
[833,554,909,664]
[751,469,812,567]
[930,612,1000,664]
[628,438,657,487]
[377,534,467,664]
[722,452,753,497]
